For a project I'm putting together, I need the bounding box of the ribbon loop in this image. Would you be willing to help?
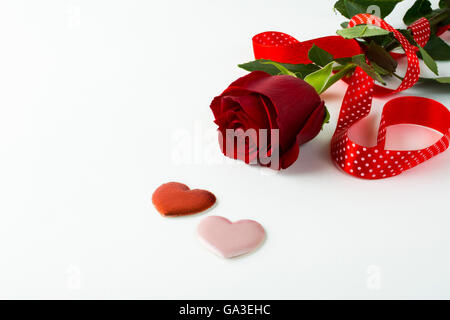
[408,17,431,48]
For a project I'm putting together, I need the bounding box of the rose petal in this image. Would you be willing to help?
[226,72,322,152]
[210,71,324,170]
[296,101,326,145]
[223,94,270,130]
[224,71,272,92]
[280,142,299,169]
[219,127,259,164]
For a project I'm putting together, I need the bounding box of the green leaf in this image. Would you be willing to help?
[334,0,348,17]
[403,0,433,25]
[335,57,353,65]
[304,62,334,94]
[322,106,331,130]
[344,0,368,17]
[423,34,450,61]
[371,61,392,75]
[303,61,357,94]
[238,59,320,78]
[322,63,357,92]
[419,76,450,84]
[369,33,397,48]
[261,61,297,77]
[440,0,450,9]
[334,0,404,19]
[337,25,391,39]
[418,46,439,75]
[352,54,387,84]
[398,28,418,46]
[366,41,398,73]
[440,13,450,26]
[435,77,450,83]
[308,44,334,67]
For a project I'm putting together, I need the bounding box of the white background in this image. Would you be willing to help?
[0,0,449,299]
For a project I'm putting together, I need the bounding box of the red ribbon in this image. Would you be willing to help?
[253,14,450,179]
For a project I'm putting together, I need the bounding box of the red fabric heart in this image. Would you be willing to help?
[152,182,216,217]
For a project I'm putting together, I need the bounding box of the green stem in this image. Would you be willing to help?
[384,30,411,51]
[333,65,347,72]
[320,63,356,94]
[392,72,404,81]
[428,9,450,29]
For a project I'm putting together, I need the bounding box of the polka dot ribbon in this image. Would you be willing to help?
[253,14,450,179]
[408,17,430,48]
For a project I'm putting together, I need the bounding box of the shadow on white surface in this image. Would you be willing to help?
[385,124,443,150]
[282,139,331,176]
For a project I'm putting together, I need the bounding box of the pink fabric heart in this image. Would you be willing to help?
[197,216,266,258]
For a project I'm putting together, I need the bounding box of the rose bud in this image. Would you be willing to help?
[210,71,326,169]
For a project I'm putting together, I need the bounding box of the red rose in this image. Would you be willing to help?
[210,71,326,169]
